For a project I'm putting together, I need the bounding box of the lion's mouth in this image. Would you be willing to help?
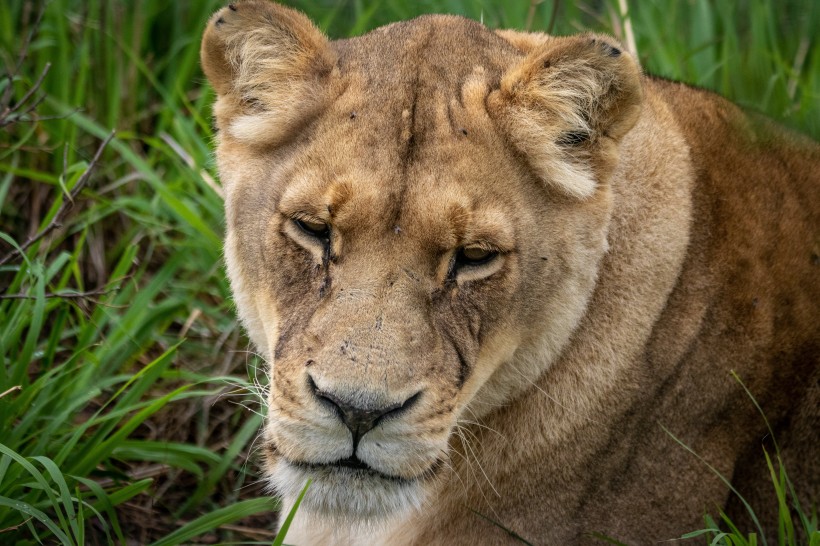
[286,454,443,485]
[330,455,373,472]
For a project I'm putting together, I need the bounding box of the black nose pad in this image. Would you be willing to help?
[308,376,421,448]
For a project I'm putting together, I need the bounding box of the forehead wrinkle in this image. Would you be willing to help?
[448,201,471,242]
[323,178,354,218]
[278,169,332,217]
[331,171,397,234]
[464,205,515,250]
[405,176,516,250]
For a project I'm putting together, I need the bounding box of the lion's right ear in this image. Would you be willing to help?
[201,1,337,146]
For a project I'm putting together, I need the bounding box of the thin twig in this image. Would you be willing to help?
[11,62,50,112]
[0,62,50,128]
[88,464,171,489]
[16,93,47,122]
[1,1,48,122]
[0,286,119,301]
[217,524,277,539]
[0,386,21,399]
[0,275,131,311]
[0,516,32,533]
[0,130,116,267]
[2,107,82,125]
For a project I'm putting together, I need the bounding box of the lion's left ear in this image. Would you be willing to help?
[488,34,643,199]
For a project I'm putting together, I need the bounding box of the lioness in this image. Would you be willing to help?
[201,2,819,544]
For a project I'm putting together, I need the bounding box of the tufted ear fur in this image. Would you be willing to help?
[488,33,643,199]
[201,1,338,146]
[494,29,551,53]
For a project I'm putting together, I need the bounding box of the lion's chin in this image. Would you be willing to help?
[269,457,433,522]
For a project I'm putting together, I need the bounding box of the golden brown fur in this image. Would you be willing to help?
[201,2,819,543]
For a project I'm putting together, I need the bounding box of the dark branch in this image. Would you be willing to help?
[1,1,48,121]
[0,62,51,128]
[0,275,131,308]
[0,287,117,301]
[0,130,116,267]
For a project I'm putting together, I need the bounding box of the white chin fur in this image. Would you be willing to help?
[270,458,427,522]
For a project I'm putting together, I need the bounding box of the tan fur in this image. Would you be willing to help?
[201,2,819,543]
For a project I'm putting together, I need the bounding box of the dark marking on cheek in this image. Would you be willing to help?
[319,243,333,299]
[323,242,332,266]
[451,338,470,389]
[339,339,358,363]
[319,275,330,298]
[274,335,288,360]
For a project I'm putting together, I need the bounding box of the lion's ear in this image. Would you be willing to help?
[488,34,643,199]
[200,1,337,145]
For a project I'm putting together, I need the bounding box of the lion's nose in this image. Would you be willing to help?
[308,376,421,448]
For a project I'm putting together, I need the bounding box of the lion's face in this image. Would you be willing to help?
[202,1,641,521]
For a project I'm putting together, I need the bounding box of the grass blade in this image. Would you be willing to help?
[149,496,279,546]
[273,480,311,546]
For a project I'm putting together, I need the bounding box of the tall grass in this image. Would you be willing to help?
[0,0,817,543]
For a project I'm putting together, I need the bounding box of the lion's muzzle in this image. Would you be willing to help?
[308,375,422,448]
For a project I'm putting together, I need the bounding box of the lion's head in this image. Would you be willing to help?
[201,0,641,522]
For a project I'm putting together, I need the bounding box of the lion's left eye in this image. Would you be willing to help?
[455,246,497,268]
[294,218,330,240]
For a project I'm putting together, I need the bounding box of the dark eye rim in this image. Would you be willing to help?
[293,217,330,240]
[453,246,499,269]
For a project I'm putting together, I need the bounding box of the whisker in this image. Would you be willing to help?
[509,362,603,426]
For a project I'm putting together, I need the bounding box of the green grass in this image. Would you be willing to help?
[675,373,820,546]
[668,431,819,546]
[0,0,817,543]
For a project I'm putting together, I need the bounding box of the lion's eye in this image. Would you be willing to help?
[455,246,497,267]
[294,218,330,240]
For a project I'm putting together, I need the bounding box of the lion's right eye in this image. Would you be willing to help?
[294,218,330,240]
[455,246,498,268]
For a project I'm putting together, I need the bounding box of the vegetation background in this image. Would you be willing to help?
[0,0,817,544]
